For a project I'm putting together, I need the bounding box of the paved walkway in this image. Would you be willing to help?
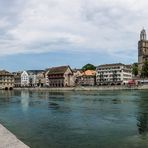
[0,124,29,148]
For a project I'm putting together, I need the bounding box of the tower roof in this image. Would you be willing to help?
[140,28,147,40]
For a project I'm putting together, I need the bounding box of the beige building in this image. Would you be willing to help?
[72,69,82,86]
[45,68,50,87]
[80,70,96,86]
[48,66,74,87]
[36,71,46,87]
[0,70,14,90]
[13,72,21,87]
[138,28,148,72]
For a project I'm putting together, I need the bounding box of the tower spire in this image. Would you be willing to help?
[140,28,147,40]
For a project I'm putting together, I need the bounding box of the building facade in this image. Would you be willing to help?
[96,63,132,85]
[21,71,29,87]
[45,68,50,87]
[27,72,36,87]
[36,71,46,87]
[48,66,74,87]
[138,28,148,72]
[0,70,14,90]
[26,70,45,87]
[13,72,21,87]
[80,70,96,86]
[72,69,82,86]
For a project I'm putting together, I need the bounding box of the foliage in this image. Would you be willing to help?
[141,60,148,78]
[132,63,138,76]
[82,64,96,71]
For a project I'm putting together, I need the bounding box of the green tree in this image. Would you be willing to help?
[82,64,96,71]
[141,60,148,78]
[132,63,138,76]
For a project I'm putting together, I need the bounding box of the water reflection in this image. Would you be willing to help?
[0,90,13,103]
[137,92,148,135]
[137,113,148,135]
[48,102,60,109]
[21,90,29,111]
[0,90,148,148]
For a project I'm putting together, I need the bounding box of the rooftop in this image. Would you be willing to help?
[82,70,96,76]
[0,70,13,76]
[48,66,71,75]
[27,70,44,74]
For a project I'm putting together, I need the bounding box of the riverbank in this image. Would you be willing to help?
[0,124,29,148]
[13,85,148,91]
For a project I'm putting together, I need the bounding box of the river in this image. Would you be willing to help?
[0,90,148,148]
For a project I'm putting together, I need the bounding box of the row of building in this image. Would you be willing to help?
[0,63,133,90]
[44,28,148,87]
[3,27,148,90]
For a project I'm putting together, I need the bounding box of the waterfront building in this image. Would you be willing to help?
[138,28,148,72]
[0,70,14,90]
[80,70,96,86]
[96,63,132,85]
[27,71,36,87]
[72,69,82,86]
[47,66,74,87]
[44,68,50,87]
[36,71,46,87]
[13,72,21,87]
[27,70,45,87]
[21,71,29,87]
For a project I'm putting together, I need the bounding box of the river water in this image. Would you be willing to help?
[0,90,148,148]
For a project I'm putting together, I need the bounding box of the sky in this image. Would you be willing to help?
[0,0,148,71]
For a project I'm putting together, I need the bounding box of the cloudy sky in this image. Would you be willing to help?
[0,0,147,71]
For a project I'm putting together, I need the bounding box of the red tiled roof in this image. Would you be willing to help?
[82,70,96,76]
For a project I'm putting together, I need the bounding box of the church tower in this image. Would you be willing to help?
[138,28,148,72]
[140,28,147,40]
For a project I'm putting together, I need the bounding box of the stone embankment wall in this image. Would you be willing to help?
[14,85,148,91]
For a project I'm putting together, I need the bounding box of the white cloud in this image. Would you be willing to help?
[0,0,148,60]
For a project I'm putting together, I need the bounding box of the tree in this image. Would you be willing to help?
[82,64,96,71]
[132,63,138,76]
[141,60,148,78]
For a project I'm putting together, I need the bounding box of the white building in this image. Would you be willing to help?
[96,63,132,85]
[21,71,29,87]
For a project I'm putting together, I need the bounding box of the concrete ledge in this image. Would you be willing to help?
[0,124,29,148]
[13,85,148,91]
[14,85,148,91]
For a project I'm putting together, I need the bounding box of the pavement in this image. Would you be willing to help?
[0,124,29,148]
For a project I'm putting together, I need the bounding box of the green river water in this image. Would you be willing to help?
[0,90,148,148]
